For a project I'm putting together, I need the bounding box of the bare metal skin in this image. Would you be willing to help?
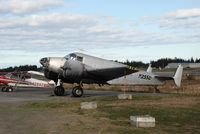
[40,52,183,97]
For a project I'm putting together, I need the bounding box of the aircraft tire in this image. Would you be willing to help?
[6,87,13,92]
[1,87,6,92]
[54,86,65,96]
[72,86,83,97]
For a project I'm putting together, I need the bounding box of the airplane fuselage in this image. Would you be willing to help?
[41,52,135,85]
[40,52,183,97]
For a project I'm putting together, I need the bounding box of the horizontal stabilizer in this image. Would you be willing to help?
[154,65,183,87]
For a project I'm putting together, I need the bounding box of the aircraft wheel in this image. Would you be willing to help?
[72,86,83,97]
[6,87,13,92]
[1,87,6,92]
[54,86,65,96]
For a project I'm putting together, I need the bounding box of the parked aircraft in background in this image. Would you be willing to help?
[40,52,183,97]
[0,71,54,92]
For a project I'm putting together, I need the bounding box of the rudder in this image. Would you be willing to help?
[173,65,183,87]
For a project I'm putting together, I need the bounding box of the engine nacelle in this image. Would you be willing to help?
[48,57,66,74]
[44,69,58,80]
[63,59,84,82]
[40,56,84,83]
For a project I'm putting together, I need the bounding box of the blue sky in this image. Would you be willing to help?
[0,0,200,68]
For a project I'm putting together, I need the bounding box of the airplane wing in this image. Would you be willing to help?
[28,71,44,76]
[86,66,137,82]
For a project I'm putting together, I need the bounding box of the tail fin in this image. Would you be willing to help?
[147,64,152,73]
[173,65,183,87]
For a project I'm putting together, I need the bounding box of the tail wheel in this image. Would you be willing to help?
[72,86,83,97]
[6,87,13,92]
[54,86,65,96]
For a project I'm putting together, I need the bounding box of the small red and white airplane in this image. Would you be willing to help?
[0,71,54,92]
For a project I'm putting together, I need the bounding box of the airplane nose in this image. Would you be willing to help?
[40,57,49,67]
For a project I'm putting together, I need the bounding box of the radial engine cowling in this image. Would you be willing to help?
[40,57,66,80]
[48,57,66,74]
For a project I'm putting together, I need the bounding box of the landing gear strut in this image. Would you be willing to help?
[72,86,83,97]
[54,79,65,96]
[53,79,84,97]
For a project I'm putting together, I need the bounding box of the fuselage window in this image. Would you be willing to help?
[77,56,83,62]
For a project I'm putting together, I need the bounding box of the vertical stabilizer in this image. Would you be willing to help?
[147,64,152,73]
[173,65,183,87]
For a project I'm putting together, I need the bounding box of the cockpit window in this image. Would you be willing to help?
[64,53,83,62]
[64,53,76,60]
[69,53,77,60]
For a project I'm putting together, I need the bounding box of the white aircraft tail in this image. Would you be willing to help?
[147,64,152,73]
[173,65,183,87]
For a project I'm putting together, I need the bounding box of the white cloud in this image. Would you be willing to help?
[0,13,99,29]
[159,8,200,30]
[1,5,200,67]
[0,0,64,15]
[167,8,200,19]
[1,12,200,53]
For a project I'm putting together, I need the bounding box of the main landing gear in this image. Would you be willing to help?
[54,79,65,96]
[54,86,65,96]
[72,86,83,97]
[1,86,14,92]
[53,79,84,97]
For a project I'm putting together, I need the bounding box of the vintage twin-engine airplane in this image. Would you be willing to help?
[0,71,54,92]
[40,52,183,97]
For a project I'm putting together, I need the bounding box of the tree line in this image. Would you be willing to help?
[0,57,200,72]
[150,57,200,68]
[0,65,42,72]
[119,57,200,68]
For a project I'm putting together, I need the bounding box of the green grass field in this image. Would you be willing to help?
[0,94,197,134]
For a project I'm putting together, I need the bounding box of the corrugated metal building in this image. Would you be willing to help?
[165,63,200,68]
